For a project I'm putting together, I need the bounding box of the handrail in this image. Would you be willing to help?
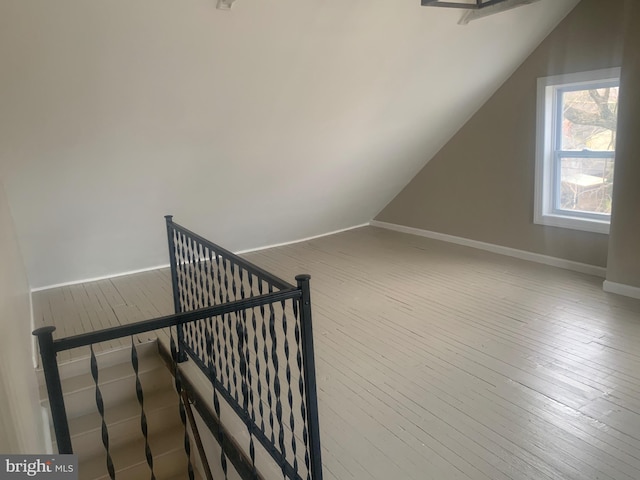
[158,345,265,480]
[52,289,300,352]
[33,286,303,461]
[167,216,295,291]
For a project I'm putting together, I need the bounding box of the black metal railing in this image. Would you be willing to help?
[166,216,322,480]
[34,216,323,480]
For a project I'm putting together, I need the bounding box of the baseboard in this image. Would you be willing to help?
[41,406,53,455]
[235,223,369,255]
[30,263,171,293]
[603,280,640,300]
[370,220,607,278]
[31,223,370,293]
[29,292,38,369]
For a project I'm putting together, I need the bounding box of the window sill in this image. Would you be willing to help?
[534,213,610,234]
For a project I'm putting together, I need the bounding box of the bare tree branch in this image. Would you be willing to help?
[564,88,617,131]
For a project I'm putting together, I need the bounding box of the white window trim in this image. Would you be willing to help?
[534,67,620,235]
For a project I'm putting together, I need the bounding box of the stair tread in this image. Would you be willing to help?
[91,447,191,480]
[165,470,204,480]
[80,422,187,479]
[68,390,183,460]
[68,388,180,437]
[41,340,204,480]
[40,354,166,401]
[36,340,160,386]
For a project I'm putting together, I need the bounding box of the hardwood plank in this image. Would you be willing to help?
[34,226,640,480]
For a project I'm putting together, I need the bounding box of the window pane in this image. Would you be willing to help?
[558,157,614,214]
[561,87,618,151]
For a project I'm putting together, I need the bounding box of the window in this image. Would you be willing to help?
[534,68,620,234]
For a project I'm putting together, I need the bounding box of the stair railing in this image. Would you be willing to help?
[34,216,323,480]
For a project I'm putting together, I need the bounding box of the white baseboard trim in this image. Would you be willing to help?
[41,406,53,455]
[31,223,370,292]
[370,220,607,278]
[603,280,640,300]
[235,223,369,255]
[29,292,38,369]
[30,263,171,293]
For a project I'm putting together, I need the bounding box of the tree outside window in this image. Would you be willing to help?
[558,86,618,215]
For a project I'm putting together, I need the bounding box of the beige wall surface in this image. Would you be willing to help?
[0,0,579,289]
[377,0,625,268]
[0,179,47,453]
[606,1,640,288]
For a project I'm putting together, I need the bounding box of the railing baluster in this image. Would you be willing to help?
[281,300,299,475]
[251,275,265,436]
[236,272,258,478]
[213,251,227,393]
[244,273,259,478]
[269,286,287,477]
[262,283,277,445]
[182,234,194,355]
[195,242,207,359]
[256,280,267,436]
[224,260,239,402]
[131,337,156,479]
[292,299,311,480]
[186,237,198,357]
[170,334,195,480]
[90,344,115,480]
[206,314,229,479]
[221,259,234,399]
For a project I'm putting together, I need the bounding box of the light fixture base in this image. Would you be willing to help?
[217,0,235,10]
[456,0,541,24]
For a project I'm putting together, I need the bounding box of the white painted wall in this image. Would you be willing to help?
[0,0,579,289]
[0,178,47,452]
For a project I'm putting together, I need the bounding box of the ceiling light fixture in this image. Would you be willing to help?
[422,0,516,8]
[421,0,542,25]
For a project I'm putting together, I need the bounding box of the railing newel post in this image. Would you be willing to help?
[33,326,73,454]
[295,274,323,480]
[166,215,187,362]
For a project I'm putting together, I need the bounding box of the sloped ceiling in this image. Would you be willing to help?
[0,0,579,288]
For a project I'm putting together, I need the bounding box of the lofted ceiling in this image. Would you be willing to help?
[0,0,580,288]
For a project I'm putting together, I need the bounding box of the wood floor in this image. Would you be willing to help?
[33,226,640,480]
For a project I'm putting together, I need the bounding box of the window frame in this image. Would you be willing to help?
[534,68,620,235]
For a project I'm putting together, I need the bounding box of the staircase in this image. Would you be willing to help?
[38,339,200,480]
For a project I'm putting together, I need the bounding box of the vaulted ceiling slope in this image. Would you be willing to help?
[0,0,579,289]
